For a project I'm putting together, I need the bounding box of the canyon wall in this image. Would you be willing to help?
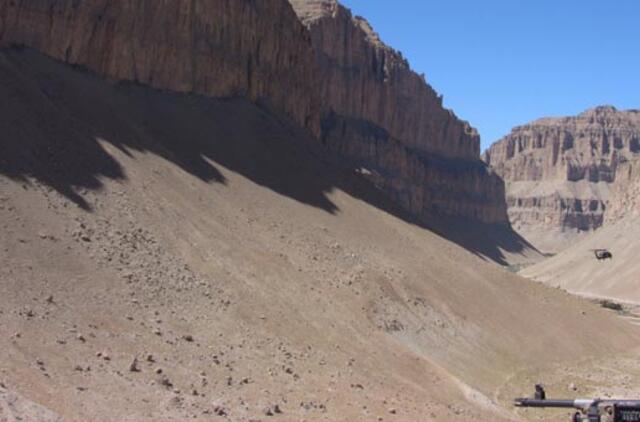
[0,0,321,135]
[606,157,640,224]
[289,0,508,224]
[0,0,508,224]
[484,106,640,247]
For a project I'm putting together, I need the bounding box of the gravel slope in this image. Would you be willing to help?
[2,48,640,421]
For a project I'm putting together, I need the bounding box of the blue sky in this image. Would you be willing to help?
[339,0,640,151]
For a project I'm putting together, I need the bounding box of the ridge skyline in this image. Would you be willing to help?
[340,0,640,151]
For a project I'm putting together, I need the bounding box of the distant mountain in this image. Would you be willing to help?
[522,155,640,302]
[484,106,640,252]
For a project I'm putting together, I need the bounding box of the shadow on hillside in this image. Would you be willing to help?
[334,168,541,266]
[0,48,337,213]
[0,47,535,265]
[427,218,542,266]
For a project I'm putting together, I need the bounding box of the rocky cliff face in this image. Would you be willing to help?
[606,157,640,224]
[0,0,509,225]
[484,106,640,245]
[289,0,508,224]
[0,0,320,135]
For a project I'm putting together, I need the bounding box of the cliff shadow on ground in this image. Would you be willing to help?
[426,217,543,267]
[0,48,336,214]
[0,47,538,265]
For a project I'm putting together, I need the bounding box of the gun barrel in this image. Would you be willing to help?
[514,398,577,408]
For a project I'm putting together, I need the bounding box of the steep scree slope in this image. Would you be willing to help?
[1,48,640,422]
[522,156,640,303]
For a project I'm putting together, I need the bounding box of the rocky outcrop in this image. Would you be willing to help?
[0,0,320,135]
[290,0,508,224]
[484,106,640,239]
[290,0,477,160]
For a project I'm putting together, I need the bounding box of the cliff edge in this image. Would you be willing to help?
[1,0,520,260]
[288,0,508,225]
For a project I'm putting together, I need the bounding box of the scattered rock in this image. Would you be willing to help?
[182,334,194,342]
[384,319,404,332]
[213,405,227,416]
[96,351,110,361]
[169,395,183,406]
[159,375,173,389]
[263,404,282,416]
[129,357,140,372]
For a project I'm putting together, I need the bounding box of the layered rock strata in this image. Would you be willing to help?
[0,0,509,224]
[0,0,321,135]
[289,0,508,224]
[484,106,640,237]
[606,157,640,224]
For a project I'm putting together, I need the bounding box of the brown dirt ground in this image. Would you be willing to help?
[2,49,640,421]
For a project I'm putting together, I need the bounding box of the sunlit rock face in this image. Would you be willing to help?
[290,0,508,224]
[0,0,509,224]
[484,106,640,235]
[606,156,640,225]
